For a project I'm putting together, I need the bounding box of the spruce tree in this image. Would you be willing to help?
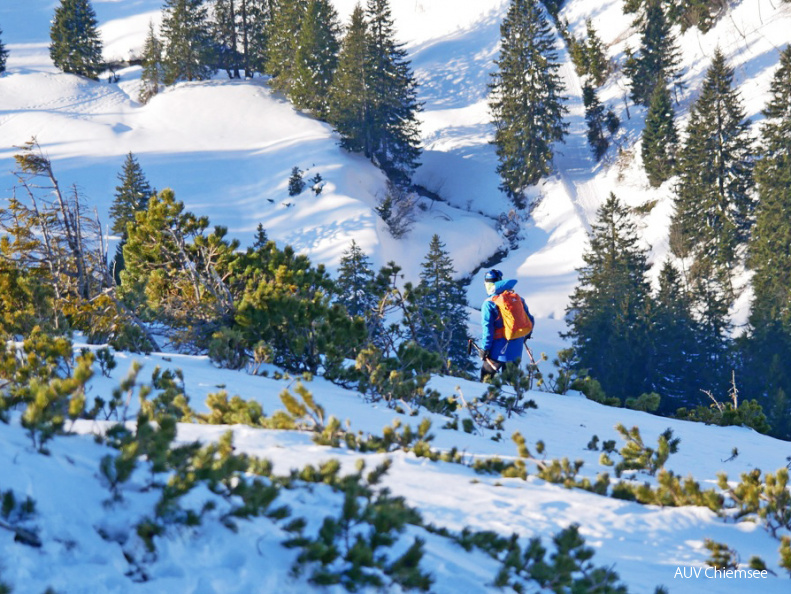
[489,0,567,209]
[335,240,377,320]
[564,193,654,399]
[239,0,273,77]
[623,0,681,106]
[110,153,153,237]
[161,0,216,84]
[688,264,732,400]
[582,82,609,161]
[109,153,153,284]
[138,21,165,104]
[742,45,791,437]
[266,0,308,93]
[291,0,341,117]
[411,234,471,371]
[49,0,104,79]
[212,0,242,78]
[363,0,422,186]
[328,5,370,155]
[670,48,754,294]
[584,19,608,86]
[0,27,9,73]
[650,260,700,409]
[641,82,678,187]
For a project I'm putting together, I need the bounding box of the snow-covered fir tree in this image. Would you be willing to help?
[641,82,678,187]
[212,0,243,78]
[489,0,567,210]
[623,0,681,107]
[411,234,471,372]
[161,0,216,84]
[670,48,754,296]
[335,240,377,320]
[743,44,791,438]
[291,0,341,117]
[266,0,308,93]
[138,21,165,104]
[328,4,369,154]
[49,0,104,79]
[362,0,422,186]
[564,193,654,400]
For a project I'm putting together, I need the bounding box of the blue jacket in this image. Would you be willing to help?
[481,279,532,363]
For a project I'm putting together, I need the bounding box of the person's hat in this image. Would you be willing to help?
[484,269,503,283]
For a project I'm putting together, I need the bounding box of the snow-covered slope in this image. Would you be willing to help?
[2,346,791,593]
[2,0,791,592]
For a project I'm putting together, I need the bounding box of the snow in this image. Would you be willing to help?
[1,0,790,592]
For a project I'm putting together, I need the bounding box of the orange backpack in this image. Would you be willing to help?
[491,290,533,340]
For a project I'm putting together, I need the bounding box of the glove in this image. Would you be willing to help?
[481,350,490,361]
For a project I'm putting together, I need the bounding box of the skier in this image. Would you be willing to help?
[479,269,534,381]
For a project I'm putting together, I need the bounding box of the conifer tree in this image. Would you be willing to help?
[0,27,8,73]
[410,234,471,371]
[362,0,422,186]
[742,45,791,437]
[110,153,153,238]
[623,0,681,106]
[670,49,754,294]
[688,265,732,400]
[582,82,609,161]
[584,19,608,86]
[291,0,341,116]
[138,21,165,104]
[266,0,308,93]
[49,0,104,79]
[335,240,376,320]
[212,0,243,78]
[328,5,369,154]
[161,0,216,84]
[489,0,567,209]
[641,82,678,187]
[564,193,654,399]
[650,260,700,409]
[109,153,153,283]
[238,0,273,77]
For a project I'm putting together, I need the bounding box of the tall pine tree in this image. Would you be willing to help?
[49,0,104,79]
[410,234,471,371]
[489,0,567,209]
[161,0,216,84]
[266,0,308,93]
[212,0,243,78]
[328,5,370,155]
[238,0,273,77]
[335,239,377,320]
[582,82,609,161]
[109,153,154,284]
[564,193,654,400]
[291,0,341,117]
[138,21,165,104]
[363,0,422,186]
[110,153,153,237]
[641,82,678,187]
[742,45,791,438]
[623,0,681,106]
[650,260,700,410]
[670,48,754,294]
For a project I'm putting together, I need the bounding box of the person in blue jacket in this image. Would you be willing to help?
[480,269,533,381]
